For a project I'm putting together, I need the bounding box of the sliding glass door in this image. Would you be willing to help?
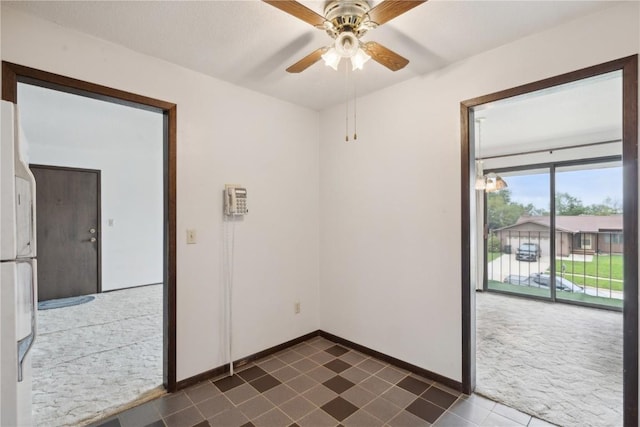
[485,159,623,309]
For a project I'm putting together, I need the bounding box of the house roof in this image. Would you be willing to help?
[497,215,623,233]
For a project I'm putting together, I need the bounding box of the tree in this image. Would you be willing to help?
[523,203,547,217]
[486,189,538,230]
[554,193,621,215]
[583,197,622,215]
[555,192,585,215]
[487,234,501,252]
[487,190,620,232]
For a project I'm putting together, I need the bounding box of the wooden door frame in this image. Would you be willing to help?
[2,61,178,392]
[460,55,638,425]
[30,164,102,296]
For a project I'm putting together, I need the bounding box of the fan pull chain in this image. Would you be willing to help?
[353,72,357,141]
[345,64,349,142]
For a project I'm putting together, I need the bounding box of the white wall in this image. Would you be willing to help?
[2,0,638,391]
[18,84,164,292]
[319,2,639,382]
[0,6,320,381]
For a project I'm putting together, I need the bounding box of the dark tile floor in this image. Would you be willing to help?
[90,337,555,427]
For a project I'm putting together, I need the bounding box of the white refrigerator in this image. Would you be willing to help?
[0,100,37,427]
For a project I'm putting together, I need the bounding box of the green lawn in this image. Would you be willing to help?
[555,254,623,279]
[558,274,623,292]
[487,280,623,310]
[487,252,502,262]
[554,254,624,291]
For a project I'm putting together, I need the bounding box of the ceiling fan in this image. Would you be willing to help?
[263,0,427,73]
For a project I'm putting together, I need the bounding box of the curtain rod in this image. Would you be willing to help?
[477,139,621,161]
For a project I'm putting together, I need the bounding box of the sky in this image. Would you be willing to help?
[503,166,622,211]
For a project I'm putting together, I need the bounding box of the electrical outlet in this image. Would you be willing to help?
[186,229,197,244]
[295,302,301,314]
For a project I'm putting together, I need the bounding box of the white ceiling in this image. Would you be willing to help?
[4,0,622,111]
[475,71,623,157]
[17,82,163,152]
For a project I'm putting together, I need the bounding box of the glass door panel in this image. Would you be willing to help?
[555,162,623,309]
[486,168,551,298]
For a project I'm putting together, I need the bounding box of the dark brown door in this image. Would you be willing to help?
[31,165,100,301]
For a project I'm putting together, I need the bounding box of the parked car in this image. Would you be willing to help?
[515,243,541,261]
[503,275,533,286]
[529,273,597,296]
[504,273,597,295]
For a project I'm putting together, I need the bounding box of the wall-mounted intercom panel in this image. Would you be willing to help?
[224,184,248,216]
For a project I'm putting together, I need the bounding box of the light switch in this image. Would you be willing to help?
[186,229,197,244]
[108,219,115,227]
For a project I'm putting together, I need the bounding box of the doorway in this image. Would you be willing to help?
[31,165,101,301]
[1,61,178,422]
[479,159,624,425]
[21,81,164,425]
[461,55,638,425]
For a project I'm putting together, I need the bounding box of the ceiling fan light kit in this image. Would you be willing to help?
[263,0,426,73]
[264,0,427,141]
[350,47,371,71]
[321,32,371,71]
[321,48,341,70]
[482,174,508,193]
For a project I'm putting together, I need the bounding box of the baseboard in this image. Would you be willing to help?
[174,365,229,392]
[318,330,463,392]
[101,282,163,293]
[175,330,321,390]
[175,329,462,394]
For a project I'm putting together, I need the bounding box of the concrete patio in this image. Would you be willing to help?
[32,284,164,426]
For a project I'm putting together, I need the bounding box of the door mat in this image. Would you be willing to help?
[38,295,95,310]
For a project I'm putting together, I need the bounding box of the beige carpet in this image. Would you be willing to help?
[476,291,623,427]
[32,285,164,427]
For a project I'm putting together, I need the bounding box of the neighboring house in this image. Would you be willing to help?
[494,215,623,256]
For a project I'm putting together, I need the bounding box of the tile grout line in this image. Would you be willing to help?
[240,343,377,424]
[126,339,465,427]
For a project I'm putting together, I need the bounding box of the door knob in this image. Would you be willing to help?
[90,237,97,243]
[90,228,96,234]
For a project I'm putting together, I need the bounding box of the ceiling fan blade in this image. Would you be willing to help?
[362,41,409,71]
[367,0,427,26]
[286,47,328,73]
[263,0,326,27]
